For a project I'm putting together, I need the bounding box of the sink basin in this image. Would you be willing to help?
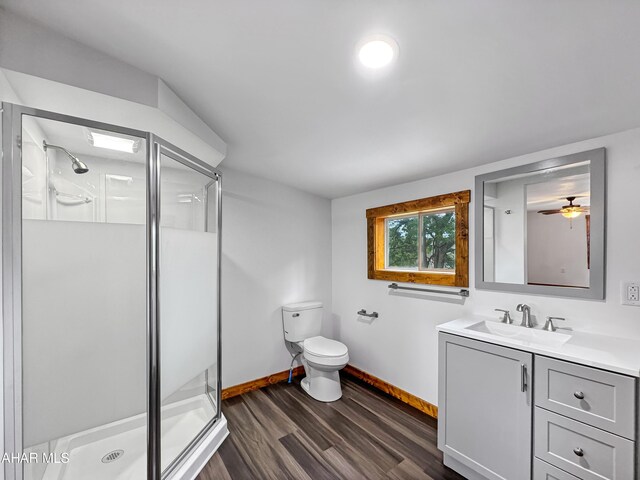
[466,321,571,347]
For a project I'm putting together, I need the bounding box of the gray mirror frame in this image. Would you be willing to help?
[474,148,606,300]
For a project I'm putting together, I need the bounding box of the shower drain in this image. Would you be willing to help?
[101,450,124,463]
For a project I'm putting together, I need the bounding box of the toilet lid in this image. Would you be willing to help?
[304,336,348,357]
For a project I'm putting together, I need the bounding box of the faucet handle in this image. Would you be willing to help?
[494,309,513,324]
[543,316,565,332]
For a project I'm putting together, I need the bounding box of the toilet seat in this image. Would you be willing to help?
[303,336,349,366]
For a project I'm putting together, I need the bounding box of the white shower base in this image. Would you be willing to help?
[38,395,226,480]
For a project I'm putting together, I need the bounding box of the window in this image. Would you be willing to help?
[367,190,470,286]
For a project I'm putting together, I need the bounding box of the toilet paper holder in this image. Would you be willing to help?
[357,309,378,318]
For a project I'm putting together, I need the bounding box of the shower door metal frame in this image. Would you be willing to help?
[1,103,223,480]
[152,136,222,480]
[1,101,22,480]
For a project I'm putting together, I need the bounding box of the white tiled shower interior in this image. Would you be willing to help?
[20,116,219,480]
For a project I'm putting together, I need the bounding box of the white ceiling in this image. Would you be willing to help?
[526,174,590,211]
[3,0,640,198]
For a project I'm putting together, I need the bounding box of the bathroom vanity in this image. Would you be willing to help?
[437,316,640,480]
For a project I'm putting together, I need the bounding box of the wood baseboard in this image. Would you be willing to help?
[222,364,438,420]
[342,364,438,419]
[221,366,305,400]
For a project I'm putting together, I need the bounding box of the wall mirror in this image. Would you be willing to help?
[475,148,605,299]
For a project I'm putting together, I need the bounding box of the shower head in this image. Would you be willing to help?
[43,141,89,174]
[70,157,89,174]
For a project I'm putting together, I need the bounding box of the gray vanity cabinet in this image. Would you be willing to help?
[533,356,637,480]
[439,330,639,480]
[438,333,533,480]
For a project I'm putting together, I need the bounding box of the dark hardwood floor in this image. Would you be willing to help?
[197,375,465,479]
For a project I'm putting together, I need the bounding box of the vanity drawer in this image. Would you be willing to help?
[534,356,636,439]
[534,408,635,480]
[534,458,580,480]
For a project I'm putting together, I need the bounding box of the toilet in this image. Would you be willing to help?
[282,301,349,402]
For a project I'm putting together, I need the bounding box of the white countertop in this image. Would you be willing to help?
[437,315,640,377]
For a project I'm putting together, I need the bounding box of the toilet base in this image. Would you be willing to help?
[300,364,343,402]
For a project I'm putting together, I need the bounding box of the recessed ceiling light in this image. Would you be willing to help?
[357,35,398,69]
[87,130,141,153]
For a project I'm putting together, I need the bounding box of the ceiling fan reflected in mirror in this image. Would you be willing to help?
[538,196,589,219]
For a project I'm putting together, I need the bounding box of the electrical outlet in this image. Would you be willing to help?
[621,281,640,306]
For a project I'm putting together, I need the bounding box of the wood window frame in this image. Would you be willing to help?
[367,190,470,287]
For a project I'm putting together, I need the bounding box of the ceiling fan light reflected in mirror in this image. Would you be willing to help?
[561,209,582,219]
[537,196,589,219]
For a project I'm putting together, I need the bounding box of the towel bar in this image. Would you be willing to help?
[388,283,469,297]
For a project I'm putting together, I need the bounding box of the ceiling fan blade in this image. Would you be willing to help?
[537,209,562,215]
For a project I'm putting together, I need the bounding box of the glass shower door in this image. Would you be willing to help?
[156,144,220,475]
[3,103,223,480]
[19,112,149,480]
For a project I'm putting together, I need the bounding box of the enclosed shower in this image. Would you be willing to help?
[1,103,226,480]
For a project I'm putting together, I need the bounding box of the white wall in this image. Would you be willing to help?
[527,212,589,287]
[0,7,157,107]
[482,207,495,281]
[493,179,526,283]
[332,127,640,407]
[220,167,332,388]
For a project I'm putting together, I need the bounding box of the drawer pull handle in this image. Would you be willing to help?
[574,391,585,400]
[573,447,584,457]
[520,364,527,392]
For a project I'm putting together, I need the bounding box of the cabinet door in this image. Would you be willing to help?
[438,333,532,480]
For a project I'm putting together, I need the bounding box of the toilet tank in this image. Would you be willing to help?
[282,301,323,342]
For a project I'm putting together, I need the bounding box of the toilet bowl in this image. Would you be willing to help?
[299,336,349,402]
[282,301,349,402]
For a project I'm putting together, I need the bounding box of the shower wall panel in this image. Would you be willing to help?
[21,220,219,447]
[22,219,146,446]
[21,130,47,220]
[159,227,217,400]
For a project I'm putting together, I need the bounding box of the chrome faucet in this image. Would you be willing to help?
[516,304,533,328]
[494,309,513,324]
[543,316,566,332]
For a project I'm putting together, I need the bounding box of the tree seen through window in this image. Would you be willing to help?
[421,211,455,270]
[386,216,418,268]
[386,210,455,271]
